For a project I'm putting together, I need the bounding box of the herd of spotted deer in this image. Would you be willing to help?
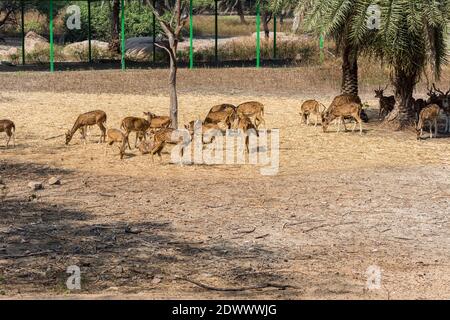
[0,84,449,161]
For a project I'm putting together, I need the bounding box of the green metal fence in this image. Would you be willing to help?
[0,0,288,72]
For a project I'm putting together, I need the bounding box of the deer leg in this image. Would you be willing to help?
[6,133,10,148]
[336,118,341,133]
[315,114,319,127]
[342,118,348,132]
[97,122,106,143]
[434,119,438,138]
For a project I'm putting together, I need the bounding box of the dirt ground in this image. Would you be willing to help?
[0,68,449,299]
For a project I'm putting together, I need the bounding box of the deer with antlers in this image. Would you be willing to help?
[374,85,395,120]
[428,84,450,133]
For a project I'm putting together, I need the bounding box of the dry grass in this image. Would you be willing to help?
[0,68,449,299]
[188,15,295,37]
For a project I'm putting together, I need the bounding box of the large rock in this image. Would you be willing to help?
[25,31,49,53]
[125,37,156,61]
[62,40,110,59]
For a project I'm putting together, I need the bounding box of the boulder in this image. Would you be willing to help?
[48,177,61,186]
[24,31,49,53]
[125,37,156,61]
[28,181,43,191]
[62,40,110,59]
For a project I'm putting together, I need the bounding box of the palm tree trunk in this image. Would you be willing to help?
[386,68,416,128]
[341,41,358,96]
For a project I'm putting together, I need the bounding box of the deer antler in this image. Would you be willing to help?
[432,83,444,95]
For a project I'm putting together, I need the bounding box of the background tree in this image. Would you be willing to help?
[348,0,450,128]
[147,0,189,128]
[273,0,365,96]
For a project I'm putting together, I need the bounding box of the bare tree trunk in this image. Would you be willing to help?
[110,0,120,53]
[236,0,246,24]
[341,40,358,96]
[262,10,272,39]
[168,50,178,129]
[385,68,417,129]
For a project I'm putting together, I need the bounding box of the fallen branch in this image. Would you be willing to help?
[177,277,296,291]
[44,134,65,141]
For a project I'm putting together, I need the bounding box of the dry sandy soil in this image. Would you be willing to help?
[0,68,449,299]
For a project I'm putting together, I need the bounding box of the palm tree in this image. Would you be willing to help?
[301,0,364,96]
[348,0,450,127]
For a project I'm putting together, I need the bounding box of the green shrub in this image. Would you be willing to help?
[63,1,159,44]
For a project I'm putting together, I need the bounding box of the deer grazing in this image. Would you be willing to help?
[65,110,107,145]
[299,100,325,127]
[120,116,150,149]
[207,103,236,114]
[0,119,15,148]
[185,120,229,144]
[374,85,395,120]
[143,112,172,130]
[236,101,266,129]
[138,128,184,162]
[321,102,363,135]
[104,128,128,159]
[330,94,369,123]
[416,104,440,140]
[231,113,259,153]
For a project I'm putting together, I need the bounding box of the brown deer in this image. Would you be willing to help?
[236,101,266,129]
[143,112,171,130]
[231,114,259,153]
[299,100,325,127]
[330,94,369,123]
[0,119,15,148]
[204,110,234,128]
[120,116,150,149]
[208,103,236,114]
[321,102,363,135]
[374,85,395,119]
[416,104,440,140]
[140,128,184,162]
[65,110,107,145]
[429,84,450,133]
[104,128,128,159]
[185,120,229,144]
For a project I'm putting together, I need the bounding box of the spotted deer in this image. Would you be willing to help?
[416,104,440,140]
[104,128,128,159]
[236,101,265,129]
[374,85,395,119]
[330,94,369,123]
[321,102,363,135]
[139,128,184,162]
[0,119,15,148]
[65,110,107,145]
[143,112,172,130]
[299,100,325,127]
[120,116,150,149]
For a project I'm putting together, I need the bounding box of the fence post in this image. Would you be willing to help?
[320,34,324,63]
[273,15,276,59]
[120,0,125,70]
[21,0,25,65]
[88,0,92,63]
[256,2,260,68]
[189,0,193,69]
[49,0,54,72]
[214,0,218,65]
[152,0,156,63]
